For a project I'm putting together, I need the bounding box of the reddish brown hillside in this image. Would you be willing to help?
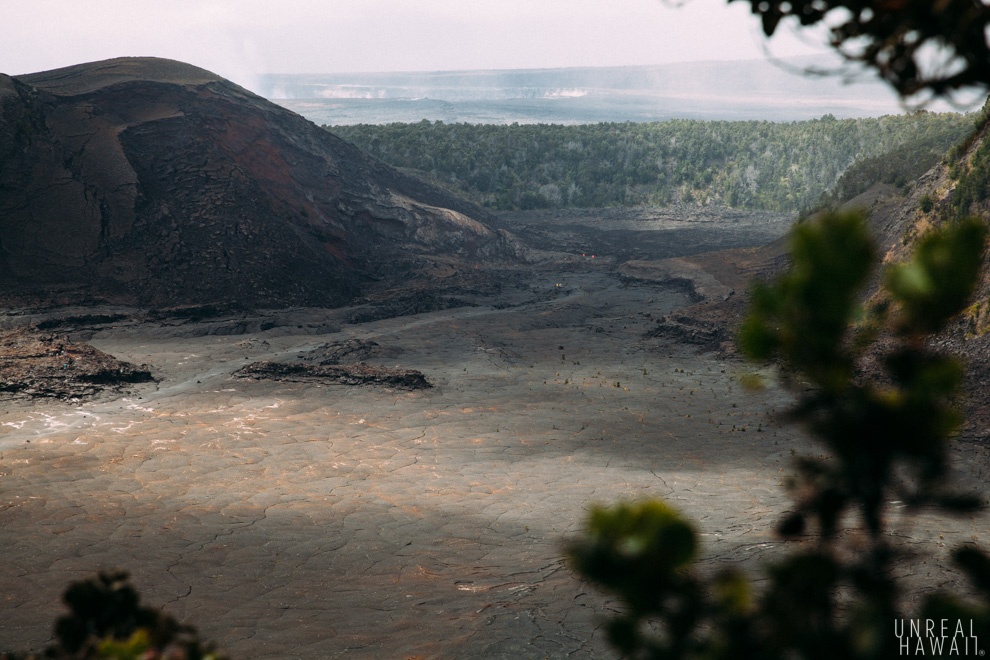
[0,57,524,307]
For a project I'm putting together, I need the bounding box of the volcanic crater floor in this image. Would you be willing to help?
[2,212,988,659]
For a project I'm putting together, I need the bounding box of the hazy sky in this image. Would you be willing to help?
[3,0,834,91]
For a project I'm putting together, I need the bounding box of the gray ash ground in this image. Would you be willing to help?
[492,206,792,261]
[1,208,987,660]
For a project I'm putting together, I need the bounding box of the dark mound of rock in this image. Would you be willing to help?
[347,291,473,324]
[0,328,154,398]
[646,314,731,352]
[294,338,397,365]
[35,313,130,331]
[144,304,245,322]
[234,360,431,390]
[0,57,526,308]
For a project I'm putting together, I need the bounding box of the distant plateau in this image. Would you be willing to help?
[258,57,930,125]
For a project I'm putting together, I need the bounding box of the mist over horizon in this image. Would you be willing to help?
[259,56,980,126]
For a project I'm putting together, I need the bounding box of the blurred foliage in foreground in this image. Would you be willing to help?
[0,571,227,660]
[569,211,990,659]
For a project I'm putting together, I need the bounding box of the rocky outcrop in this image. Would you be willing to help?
[0,58,526,308]
[645,314,731,352]
[292,338,398,365]
[0,328,154,398]
[234,336,430,390]
[233,360,431,390]
[620,258,735,303]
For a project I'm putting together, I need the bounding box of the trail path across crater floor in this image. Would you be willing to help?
[2,225,988,659]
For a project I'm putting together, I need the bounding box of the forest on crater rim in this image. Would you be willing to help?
[328,111,976,213]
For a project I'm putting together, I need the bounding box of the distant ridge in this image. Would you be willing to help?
[260,57,923,125]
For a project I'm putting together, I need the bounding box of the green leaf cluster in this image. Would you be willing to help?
[2,572,227,660]
[567,501,702,657]
[741,214,986,538]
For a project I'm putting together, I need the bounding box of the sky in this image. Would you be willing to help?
[2,0,836,92]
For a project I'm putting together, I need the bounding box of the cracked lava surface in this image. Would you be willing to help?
[1,269,986,659]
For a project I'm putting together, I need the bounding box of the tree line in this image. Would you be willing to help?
[327,112,974,213]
